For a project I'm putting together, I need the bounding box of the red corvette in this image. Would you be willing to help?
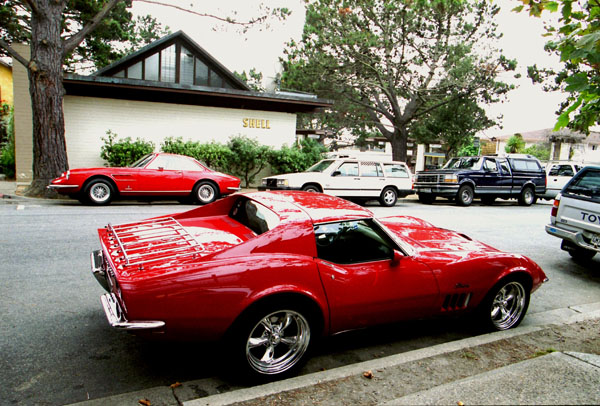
[48,153,241,205]
[91,191,547,379]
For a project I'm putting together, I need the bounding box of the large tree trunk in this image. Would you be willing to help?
[25,1,68,198]
[390,126,409,163]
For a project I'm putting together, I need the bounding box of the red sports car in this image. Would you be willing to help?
[91,191,547,380]
[48,153,241,205]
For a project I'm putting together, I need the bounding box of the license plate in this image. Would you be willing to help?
[420,188,432,193]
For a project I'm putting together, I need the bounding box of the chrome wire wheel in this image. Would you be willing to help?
[86,180,113,205]
[194,182,217,204]
[245,309,311,375]
[489,281,527,330]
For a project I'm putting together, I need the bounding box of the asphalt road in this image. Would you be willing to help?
[1,196,598,406]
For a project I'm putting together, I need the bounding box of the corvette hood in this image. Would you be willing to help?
[379,216,498,253]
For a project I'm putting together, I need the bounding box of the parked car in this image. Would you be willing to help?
[541,161,583,200]
[259,158,414,207]
[91,191,547,380]
[413,154,546,206]
[545,165,600,261]
[48,153,241,205]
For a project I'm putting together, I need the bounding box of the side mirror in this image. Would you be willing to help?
[332,171,341,177]
[391,250,403,267]
[158,167,164,171]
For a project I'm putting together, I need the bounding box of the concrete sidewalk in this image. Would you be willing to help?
[0,179,17,198]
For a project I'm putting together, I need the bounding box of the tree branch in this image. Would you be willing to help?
[0,38,30,68]
[62,0,122,57]
[21,0,40,15]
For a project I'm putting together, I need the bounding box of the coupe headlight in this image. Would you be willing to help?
[277,179,289,187]
[443,174,458,183]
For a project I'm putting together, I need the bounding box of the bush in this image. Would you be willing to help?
[0,104,15,179]
[100,130,155,167]
[161,137,233,171]
[268,138,327,174]
[227,135,271,187]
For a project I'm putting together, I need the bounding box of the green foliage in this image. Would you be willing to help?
[268,138,327,174]
[100,130,154,167]
[0,104,15,179]
[518,0,600,133]
[524,143,551,161]
[505,134,526,153]
[281,0,515,161]
[457,142,479,157]
[233,68,265,91]
[161,137,232,171]
[227,135,271,187]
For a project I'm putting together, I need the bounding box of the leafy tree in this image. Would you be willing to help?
[234,68,265,91]
[505,134,526,153]
[268,138,327,174]
[281,0,516,162]
[100,130,154,167]
[524,143,551,160]
[227,135,271,187]
[411,96,496,159]
[161,137,233,171]
[0,104,15,178]
[0,1,289,197]
[516,0,600,133]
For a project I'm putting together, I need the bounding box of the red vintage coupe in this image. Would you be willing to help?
[91,191,547,380]
[48,153,241,205]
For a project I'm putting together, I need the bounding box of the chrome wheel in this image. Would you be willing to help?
[302,184,320,193]
[194,182,217,204]
[86,180,113,205]
[246,309,311,375]
[489,281,527,330]
[457,185,474,206]
[519,187,535,206]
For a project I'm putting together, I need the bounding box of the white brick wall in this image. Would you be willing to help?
[64,96,297,168]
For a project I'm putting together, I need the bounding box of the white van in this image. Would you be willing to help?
[259,158,414,206]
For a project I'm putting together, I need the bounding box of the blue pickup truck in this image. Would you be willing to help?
[413,154,546,206]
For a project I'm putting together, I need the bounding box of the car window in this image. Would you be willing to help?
[511,159,541,171]
[230,197,280,235]
[498,159,511,174]
[443,157,482,170]
[360,162,382,177]
[483,159,498,172]
[314,219,396,264]
[549,164,574,177]
[306,160,335,173]
[170,155,205,171]
[563,169,600,200]
[129,154,154,168]
[336,162,359,177]
[384,163,409,178]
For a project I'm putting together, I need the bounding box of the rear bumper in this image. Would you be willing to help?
[545,224,600,253]
[100,293,165,330]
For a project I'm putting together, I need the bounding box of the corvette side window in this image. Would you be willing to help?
[314,220,395,264]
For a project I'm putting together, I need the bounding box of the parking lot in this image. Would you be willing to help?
[1,195,599,405]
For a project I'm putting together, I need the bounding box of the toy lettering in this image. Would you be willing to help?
[580,212,600,224]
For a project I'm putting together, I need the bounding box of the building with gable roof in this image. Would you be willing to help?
[12,31,332,187]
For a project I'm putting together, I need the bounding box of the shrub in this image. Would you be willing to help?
[268,138,327,174]
[100,130,155,167]
[0,104,15,179]
[227,135,271,187]
[161,137,233,171]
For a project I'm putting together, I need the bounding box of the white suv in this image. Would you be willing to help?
[545,165,600,261]
[259,158,414,206]
[541,161,583,200]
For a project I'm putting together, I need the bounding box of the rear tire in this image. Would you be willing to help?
[193,181,218,205]
[301,184,321,193]
[567,246,597,262]
[518,187,535,206]
[379,187,398,207]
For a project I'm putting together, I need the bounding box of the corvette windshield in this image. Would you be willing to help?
[443,157,483,170]
[306,160,335,172]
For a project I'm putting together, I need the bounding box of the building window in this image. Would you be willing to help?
[180,46,194,85]
[195,58,209,86]
[127,61,142,79]
[144,53,159,81]
[160,44,176,83]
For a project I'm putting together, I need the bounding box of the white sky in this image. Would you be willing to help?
[130,0,566,140]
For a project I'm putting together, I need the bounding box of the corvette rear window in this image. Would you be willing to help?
[230,197,280,235]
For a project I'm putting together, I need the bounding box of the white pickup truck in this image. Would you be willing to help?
[545,165,600,261]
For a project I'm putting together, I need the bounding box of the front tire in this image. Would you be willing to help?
[479,278,530,331]
[193,181,218,205]
[379,187,398,207]
[456,185,474,206]
[84,179,114,206]
[228,302,316,381]
[301,184,321,193]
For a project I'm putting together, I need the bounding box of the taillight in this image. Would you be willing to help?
[550,194,561,218]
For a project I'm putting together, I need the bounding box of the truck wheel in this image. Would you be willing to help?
[418,193,435,204]
[518,187,535,206]
[568,246,597,262]
[379,187,398,207]
[456,185,474,206]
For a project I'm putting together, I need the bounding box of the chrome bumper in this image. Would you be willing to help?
[100,293,165,330]
[92,250,165,330]
[545,224,600,253]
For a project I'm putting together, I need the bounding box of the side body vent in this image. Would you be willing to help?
[441,293,472,311]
